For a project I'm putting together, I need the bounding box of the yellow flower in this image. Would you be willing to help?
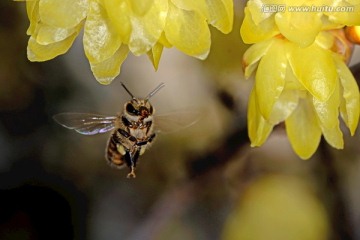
[18,0,234,84]
[240,0,360,47]
[241,0,360,158]
[244,33,359,159]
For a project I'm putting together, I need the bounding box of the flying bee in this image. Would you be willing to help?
[53,82,197,178]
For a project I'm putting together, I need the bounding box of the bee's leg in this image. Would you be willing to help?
[148,133,156,143]
[136,133,156,146]
[145,121,152,134]
[124,150,132,168]
[126,149,140,179]
[127,166,136,178]
[118,129,136,142]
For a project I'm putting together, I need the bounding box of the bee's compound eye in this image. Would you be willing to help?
[126,103,139,115]
[149,105,153,114]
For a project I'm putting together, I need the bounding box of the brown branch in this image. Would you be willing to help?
[318,140,355,240]
[350,62,360,85]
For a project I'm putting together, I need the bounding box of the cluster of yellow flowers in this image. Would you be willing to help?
[241,0,360,158]
[17,0,360,159]
[21,0,233,84]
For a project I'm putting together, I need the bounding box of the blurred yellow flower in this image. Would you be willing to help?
[19,0,233,84]
[243,33,359,159]
[240,0,360,47]
[222,176,329,240]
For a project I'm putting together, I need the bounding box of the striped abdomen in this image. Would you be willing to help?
[106,131,125,168]
[105,128,141,170]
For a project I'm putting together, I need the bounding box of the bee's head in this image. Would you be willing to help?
[121,82,165,119]
[124,99,153,118]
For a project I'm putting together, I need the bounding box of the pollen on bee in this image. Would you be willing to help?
[112,157,123,165]
[140,146,146,155]
[117,144,126,155]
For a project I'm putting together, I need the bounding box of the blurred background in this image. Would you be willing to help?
[1,1,360,240]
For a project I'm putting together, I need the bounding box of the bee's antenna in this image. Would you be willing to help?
[145,82,165,100]
[121,82,135,99]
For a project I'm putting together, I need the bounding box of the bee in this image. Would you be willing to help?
[54,82,197,178]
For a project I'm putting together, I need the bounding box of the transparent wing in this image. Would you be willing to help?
[53,113,117,135]
[154,110,200,133]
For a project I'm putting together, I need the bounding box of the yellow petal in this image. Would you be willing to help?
[90,45,129,85]
[325,3,360,26]
[165,2,210,59]
[128,0,168,55]
[314,31,335,50]
[288,44,337,102]
[127,0,153,16]
[345,0,360,4]
[320,123,344,149]
[246,0,287,25]
[158,31,172,48]
[147,42,163,70]
[39,0,88,28]
[283,61,306,91]
[246,0,271,25]
[27,28,80,61]
[26,0,39,35]
[36,23,78,45]
[255,39,287,120]
[313,76,344,149]
[285,98,322,159]
[103,0,131,42]
[171,0,208,17]
[84,0,121,64]
[275,12,322,47]
[172,0,234,34]
[334,55,360,135]
[321,17,344,31]
[240,7,279,44]
[242,38,274,78]
[312,80,340,130]
[205,0,234,34]
[269,89,299,125]
[248,89,274,146]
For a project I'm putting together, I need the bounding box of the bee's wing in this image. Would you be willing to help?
[154,110,200,134]
[53,113,117,135]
